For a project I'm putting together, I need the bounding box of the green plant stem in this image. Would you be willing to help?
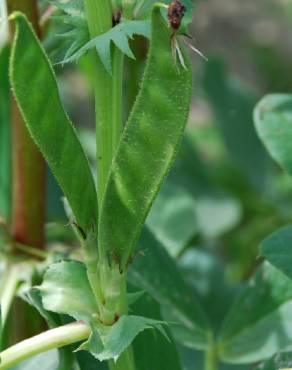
[108,277,135,370]
[93,56,115,205]
[83,3,133,369]
[84,0,125,319]
[84,0,113,206]
[84,0,112,35]
[82,235,104,315]
[0,264,19,325]
[13,242,48,259]
[204,344,218,370]
[0,322,90,370]
[84,0,124,210]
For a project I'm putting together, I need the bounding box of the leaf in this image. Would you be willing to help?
[52,14,89,62]
[0,46,11,220]
[195,195,242,239]
[132,293,183,370]
[99,6,192,267]
[61,20,150,73]
[23,288,62,328]
[76,350,107,370]
[9,12,97,233]
[127,290,146,306]
[146,182,198,257]
[10,350,59,370]
[128,228,210,350]
[255,352,292,370]
[218,262,292,364]
[260,225,292,280]
[80,315,166,362]
[254,94,292,178]
[40,260,98,322]
[167,135,211,197]
[178,249,242,333]
[50,0,84,15]
[202,58,271,189]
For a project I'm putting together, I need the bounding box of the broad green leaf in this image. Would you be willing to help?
[10,350,59,370]
[202,58,270,189]
[0,46,11,220]
[76,350,107,370]
[149,135,242,248]
[52,13,89,63]
[50,0,84,14]
[46,169,67,223]
[166,135,211,197]
[195,196,242,239]
[146,183,198,257]
[40,260,98,321]
[80,315,166,362]
[132,293,183,370]
[179,249,242,333]
[254,94,292,178]
[127,290,146,306]
[23,288,61,328]
[260,225,292,280]
[99,6,192,267]
[218,263,292,364]
[178,345,248,370]
[9,13,97,233]
[255,353,292,370]
[61,20,150,74]
[128,229,210,350]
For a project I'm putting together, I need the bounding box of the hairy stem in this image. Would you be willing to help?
[83,3,134,370]
[82,235,103,315]
[84,0,113,207]
[107,275,135,370]
[0,322,90,370]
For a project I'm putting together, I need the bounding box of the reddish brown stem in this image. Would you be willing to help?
[8,0,45,249]
[11,103,45,248]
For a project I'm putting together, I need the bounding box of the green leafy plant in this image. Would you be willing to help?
[0,0,194,369]
[2,1,292,370]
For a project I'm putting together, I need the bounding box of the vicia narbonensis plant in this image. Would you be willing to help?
[0,0,194,368]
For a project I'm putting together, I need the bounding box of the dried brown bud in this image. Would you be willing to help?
[168,0,186,30]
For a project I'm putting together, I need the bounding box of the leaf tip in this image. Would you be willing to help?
[8,11,21,22]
